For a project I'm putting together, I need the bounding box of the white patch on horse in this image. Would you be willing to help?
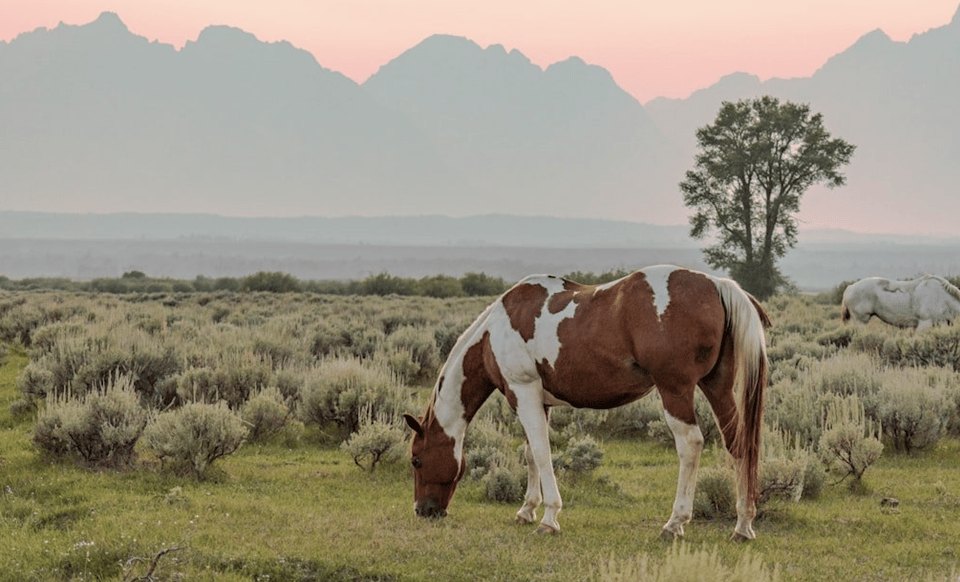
[531,277,580,368]
[486,276,579,401]
[642,265,678,319]
[487,302,540,384]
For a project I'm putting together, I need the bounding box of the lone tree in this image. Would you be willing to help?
[681,96,855,299]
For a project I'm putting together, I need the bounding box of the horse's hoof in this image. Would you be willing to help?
[731,532,754,543]
[515,514,535,525]
[659,528,682,541]
[533,524,559,535]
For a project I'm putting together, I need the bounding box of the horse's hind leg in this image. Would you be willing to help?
[699,343,756,540]
[659,390,704,538]
[702,385,757,540]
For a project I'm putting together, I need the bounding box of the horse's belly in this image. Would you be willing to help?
[539,363,656,410]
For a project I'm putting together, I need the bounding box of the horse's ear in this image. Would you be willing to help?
[403,414,424,437]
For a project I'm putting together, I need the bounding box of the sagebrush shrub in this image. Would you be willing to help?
[555,434,604,473]
[849,328,889,358]
[380,349,420,386]
[241,386,290,443]
[461,416,526,499]
[174,362,272,409]
[298,358,410,435]
[21,322,181,407]
[33,375,148,469]
[378,310,429,335]
[693,465,736,519]
[384,325,439,383]
[816,326,855,349]
[76,345,181,407]
[340,409,405,472]
[252,337,297,370]
[16,361,54,404]
[433,319,467,360]
[465,446,509,482]
[309,321,382,360]
[768,333,829,363]
[764,379,823,447]
[0,295,88,346]
[483,465,524,503]
[550,397,664,443]
[463,417,515,480]
[812,352,883,399]
[760,429,817,503]
[818,396,883,484]
[143,401,247,478]
[878,326,960,372]
[875,370,954,452]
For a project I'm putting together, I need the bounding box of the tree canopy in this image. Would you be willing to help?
[681,96,855,298]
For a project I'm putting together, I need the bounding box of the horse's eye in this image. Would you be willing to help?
[411,457,422,469]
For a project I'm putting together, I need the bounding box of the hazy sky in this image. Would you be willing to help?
[2,0,957,103]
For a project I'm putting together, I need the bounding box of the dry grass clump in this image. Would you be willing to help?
[594,543,780,582]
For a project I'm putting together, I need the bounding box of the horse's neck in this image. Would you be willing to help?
[431,307,499,439]
[430,342,495,445]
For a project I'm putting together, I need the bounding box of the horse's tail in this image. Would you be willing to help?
[713,277,769,508]
[841,305,851,323]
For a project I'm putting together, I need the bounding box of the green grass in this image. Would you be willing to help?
[2,338,960,581]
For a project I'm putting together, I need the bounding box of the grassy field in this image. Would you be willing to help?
[1,290,960,581]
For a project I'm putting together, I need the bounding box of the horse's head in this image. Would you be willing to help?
[403,413,465,519]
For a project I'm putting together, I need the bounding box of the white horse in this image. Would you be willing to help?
[841,275,960,331]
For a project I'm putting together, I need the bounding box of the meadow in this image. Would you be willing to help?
[1,281,959,581]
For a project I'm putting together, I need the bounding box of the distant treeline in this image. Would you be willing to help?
[0,268,634,298]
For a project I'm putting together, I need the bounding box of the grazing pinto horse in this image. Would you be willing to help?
[842,276,960,331]
[403,265,769,540]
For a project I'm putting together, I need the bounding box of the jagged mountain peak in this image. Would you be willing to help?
[76,11,129,34]
[545,55,610,80]
[193,24,262,46]
[367,33,541,84]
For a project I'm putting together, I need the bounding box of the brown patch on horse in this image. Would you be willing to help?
[547,279,590,314]
[502,283,549,341]
[536,272,662,409]
[695,345,714,364]
[459,331,503,420]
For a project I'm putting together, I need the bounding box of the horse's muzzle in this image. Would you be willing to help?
[415,499,447,519]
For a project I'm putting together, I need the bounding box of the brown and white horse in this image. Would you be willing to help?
[403,265,769,540]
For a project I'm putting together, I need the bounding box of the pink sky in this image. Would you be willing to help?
[1,0,958,102]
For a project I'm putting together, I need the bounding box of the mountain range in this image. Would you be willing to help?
[2,8,960,234]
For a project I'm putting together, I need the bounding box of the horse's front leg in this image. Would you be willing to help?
[512,383,561,533]
[515,407,551,524]
[515,441,541,524]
